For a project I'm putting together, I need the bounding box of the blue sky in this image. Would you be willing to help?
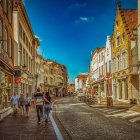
[24,0,137,83]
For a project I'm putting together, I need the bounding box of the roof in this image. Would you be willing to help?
[91,47,101,58]
[121,9,138,39]
[98,46,105,53]
[77,73,88,79]
[116,2,138,39]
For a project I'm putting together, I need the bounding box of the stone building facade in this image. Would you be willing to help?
[35,57,68,96]
[45,60,68,96]
[111,3,138,103]
[75,73,88,94]
[13,0,39,96]
[0,0,14,114]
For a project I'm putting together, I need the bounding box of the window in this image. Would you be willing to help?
[102,65,103,75]
[23,49,25,65]
[112,59,115,72]
[8,4,12,23]
[105,63,107,73]
[19,44,22,66]
[26,53,28,68]
[122,33,125,41]
[0,18,2,52]
[4,28,8,52]
[3,0,8,13]
[31,45,32,54]
[122,52,126,68]
[107,48,109,56]
[116,20,119,27]
[19,23,22,38]
[99,67,100,76]
[23,31,25,43]
[9,37,12,57]
[116,55,120,71]
[116,36,120,47]
[109,61,111,73]
[101,52,104,61]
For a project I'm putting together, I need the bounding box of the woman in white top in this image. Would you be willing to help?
[24,93,31,117]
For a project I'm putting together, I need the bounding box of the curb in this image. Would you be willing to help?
[50,99,64,140]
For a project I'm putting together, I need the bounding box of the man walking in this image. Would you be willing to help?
[11,92,19,114]
[34,88,44,124]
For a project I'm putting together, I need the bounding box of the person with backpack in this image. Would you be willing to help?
[43,91,52,123]
[34,88,44,124]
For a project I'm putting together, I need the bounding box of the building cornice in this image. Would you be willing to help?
[13,0,35,39]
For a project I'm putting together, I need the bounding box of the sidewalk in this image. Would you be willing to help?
[0,108,57,140]
[89,98,134,109]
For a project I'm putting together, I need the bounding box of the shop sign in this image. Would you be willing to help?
[15,77,21,83]
[106,72,110,79]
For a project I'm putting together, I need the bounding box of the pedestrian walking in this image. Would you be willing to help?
[11,93,19,115]
[43,91,52,123]
[34,88,44,124]
[25,93,31,118]
[19,93,25,116]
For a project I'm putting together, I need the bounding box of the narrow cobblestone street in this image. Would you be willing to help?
[0,108,57,140]
[54,97,140,140]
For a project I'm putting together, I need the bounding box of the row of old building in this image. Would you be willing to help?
[75,2,140,105]
[0,0,67,118]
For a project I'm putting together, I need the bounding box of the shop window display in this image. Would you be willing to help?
[0,70,12,109]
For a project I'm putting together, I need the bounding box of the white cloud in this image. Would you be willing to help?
[35,35,43,42]
[75,17,94,24]
[80,17,88,21]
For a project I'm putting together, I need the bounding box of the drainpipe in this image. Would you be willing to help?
[138,0,140,104]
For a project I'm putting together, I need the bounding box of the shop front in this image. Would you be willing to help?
[0,70,13,109]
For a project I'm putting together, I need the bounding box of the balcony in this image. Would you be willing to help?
[0,48,13,69]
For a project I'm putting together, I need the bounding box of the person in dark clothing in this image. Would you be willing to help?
[34,88,44,124]
[43,91,52,122]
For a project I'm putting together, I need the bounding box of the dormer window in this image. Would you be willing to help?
[122,33,125,41]
[116,20,119,27]
[116,36,120,47]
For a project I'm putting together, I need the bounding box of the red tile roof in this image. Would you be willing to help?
[77,73,88,79]
[121,9,138,39]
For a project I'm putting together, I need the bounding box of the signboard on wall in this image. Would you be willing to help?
[14,77,21,83]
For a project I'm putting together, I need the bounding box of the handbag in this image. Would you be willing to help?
[45,104,52,110]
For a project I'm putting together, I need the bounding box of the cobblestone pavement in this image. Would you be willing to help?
[0,108,57,140]
[91,107,140,123]
[54,97,140,140]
